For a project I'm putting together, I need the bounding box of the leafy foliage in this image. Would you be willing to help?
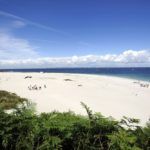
[0,91,150,149]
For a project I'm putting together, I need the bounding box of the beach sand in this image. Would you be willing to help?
[0,72,150,125]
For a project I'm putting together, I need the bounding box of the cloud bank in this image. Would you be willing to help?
[0,50,150,68]
[0,27,149,68]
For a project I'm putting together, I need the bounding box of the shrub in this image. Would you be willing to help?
[0,91,150,149]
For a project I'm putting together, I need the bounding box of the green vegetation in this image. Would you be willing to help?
[0,91,150,149]
[0,90,27,110]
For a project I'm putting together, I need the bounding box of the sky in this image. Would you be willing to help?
[0,0,150,68]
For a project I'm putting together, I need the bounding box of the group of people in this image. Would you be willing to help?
[28,84,47,90]
[140,83,149,88]
[133,81,149,88]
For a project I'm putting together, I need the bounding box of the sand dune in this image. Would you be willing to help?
[0,72,150,125]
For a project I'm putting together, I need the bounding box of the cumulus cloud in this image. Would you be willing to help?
[0,32,38,60]
[0,50,150,68]
[115,50,150,63]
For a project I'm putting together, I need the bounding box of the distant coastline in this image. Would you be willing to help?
[0,67,150,82]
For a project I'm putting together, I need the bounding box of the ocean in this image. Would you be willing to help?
[0,67,150,82]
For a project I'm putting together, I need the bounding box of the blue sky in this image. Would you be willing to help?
[0,0,150,68]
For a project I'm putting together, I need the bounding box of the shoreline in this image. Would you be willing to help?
[0,67,150,82]
[1,71,150,83]
[0,72,150,125]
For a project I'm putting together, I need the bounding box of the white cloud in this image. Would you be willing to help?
[115,50,150,63]
[0,32,38,60]
[0,50,150,68]
[12,20,26,28]
[0,10,66,34]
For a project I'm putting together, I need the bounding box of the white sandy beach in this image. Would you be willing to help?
[0,72,150,124]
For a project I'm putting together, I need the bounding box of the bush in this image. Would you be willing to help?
[0,91,27,110]
[0,90,150,149]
